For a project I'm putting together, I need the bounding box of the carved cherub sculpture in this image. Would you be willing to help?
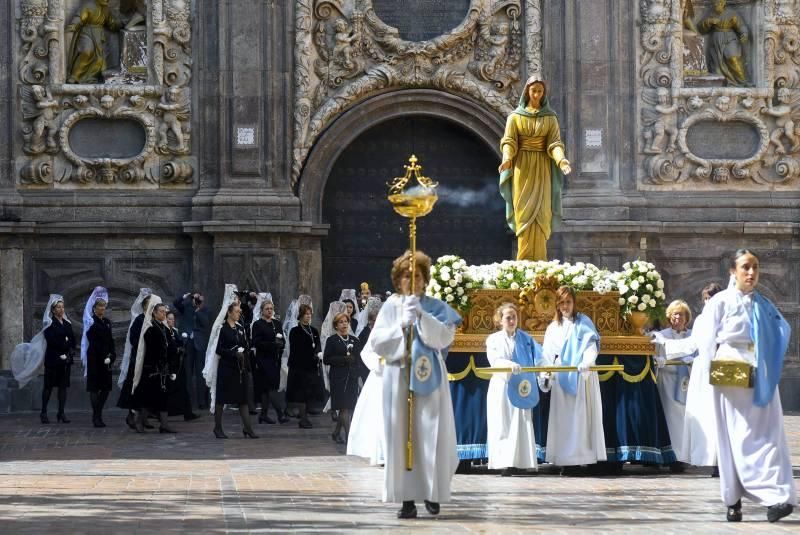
[21,85,60,154]
[156,86,190,153]
[762,87,800,154]
[485,22,511,76]
[333,18,359,70]
[642,88,679,154]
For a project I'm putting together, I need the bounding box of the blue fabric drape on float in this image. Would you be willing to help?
[597,354,677,464]
[447,352,489,460]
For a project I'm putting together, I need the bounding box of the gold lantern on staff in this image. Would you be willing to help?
[387,154,438,471]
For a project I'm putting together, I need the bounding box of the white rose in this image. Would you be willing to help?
[625,269,633,277]
[618,297,626,306]
[456,287,464,295]
[448,279,457,288]
[444,287,452,294]
[622,262,631,270]
[637,276,645,283]
[461,296,468,304]
[510,282,520,290]
[618,284,629,295]
[557,274,564,281]
[445,294,454,302]
[466,282,473,289]
[434,293,442,300]
[630,280,640,291]
[655,290,664,298]
[642,294,651,303]
[433,283,441,292]
[649,300,656,308]
[441,272,451,282]
[505,273,514,280]
[647,262,655,270]
[657,279,664,289]
[524,269,535,279]
[646,284,653,292]
[637,302,647,311]
[628,295,639,304]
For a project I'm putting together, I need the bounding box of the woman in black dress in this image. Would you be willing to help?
[85,294,115,427]
[213,300,258,439]
[287,303,322,429]
[118,293,151,429]
[323,312,363,444]
[165,310,198,421]
[133,300,178,433]
[252,299,289,424]
[42,298,77,424]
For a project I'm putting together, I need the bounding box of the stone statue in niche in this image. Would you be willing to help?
[66,0,123,84]
[762,88,800,154]
[312,12,364,107]
[697,0,751,86]
[20,85,60,155]
[155,87,190,155]
[641,88,679,154]
[682,0,709,77]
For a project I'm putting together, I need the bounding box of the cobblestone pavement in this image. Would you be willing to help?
[0,410,798,534]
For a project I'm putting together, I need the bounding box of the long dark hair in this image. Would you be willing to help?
[730,248,758,269]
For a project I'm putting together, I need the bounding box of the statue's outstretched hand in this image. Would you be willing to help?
[559,160,572,175]
[498,160,512,173]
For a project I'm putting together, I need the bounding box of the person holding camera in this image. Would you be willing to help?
[41,297,77,424]
[174,291,212,410]
[252,296,289,424]
[83,287,116,428]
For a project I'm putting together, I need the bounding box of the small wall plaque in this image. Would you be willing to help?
[584,129,603,148]
[236,126,257,148]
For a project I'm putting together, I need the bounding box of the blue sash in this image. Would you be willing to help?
[410,296,462,396]
[557,314,600,396]
[751,292,790,407]
[507,330,544,409]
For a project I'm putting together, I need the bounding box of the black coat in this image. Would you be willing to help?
[214,322,250,405]
[136,321,173,412]
[43,318,76,389]
[166,326,192,416]
[286,324,323,404]
[86,314,116,392]
[252,318,284,394]
[323,334,362,410]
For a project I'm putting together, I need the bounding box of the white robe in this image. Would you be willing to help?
[654,327,691,463]
[347,339,385,465]
[662,319,717,467]
[361,294,459,504]
[485,330,538,470]
[696,289,797,506]
[543,317,606,466]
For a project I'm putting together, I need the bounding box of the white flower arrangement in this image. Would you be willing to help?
[615,260,667,320]
[427,255,474,313]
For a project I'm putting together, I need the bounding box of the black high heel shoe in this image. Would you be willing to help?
[125,412,136,430]
[727,499,742,522]
[213,427,228,439]
[56,413,70,423]
[242,428,259,439]
[40,413,49,424]
[259,414,276,424]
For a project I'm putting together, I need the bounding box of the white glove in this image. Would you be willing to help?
[405,295,421,313]
[181,332,188,339]
[236,347,245,354]
[170,373,177,381]
[317,351,323,360]
[103,357,111,365]
[276,333,284,339]
[655,356,666,369]
[577,361,591,376]
[400,306,417,328]
[510,362,521,375]
[59,354,67,361]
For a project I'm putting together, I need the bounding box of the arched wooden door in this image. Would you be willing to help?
[321,115,511,305]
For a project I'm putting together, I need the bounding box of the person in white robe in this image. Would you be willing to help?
[655,283,723,470]
[543,285,606,470]
[694,249,795,523]
[485,302,546,473]
[360,250,460,519]
[348,297,385,465]
[652,300,693,471]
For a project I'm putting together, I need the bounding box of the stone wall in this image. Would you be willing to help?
[0,0,797,411]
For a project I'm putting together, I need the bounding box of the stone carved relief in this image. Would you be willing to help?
[15,0,194,188]
[292,0,542,186]
[637,0,800,189]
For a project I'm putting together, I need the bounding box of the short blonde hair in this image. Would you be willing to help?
[493,302,519,329]
[390,250,432,291]
[666,299,692,325]
[333,311,350,327]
